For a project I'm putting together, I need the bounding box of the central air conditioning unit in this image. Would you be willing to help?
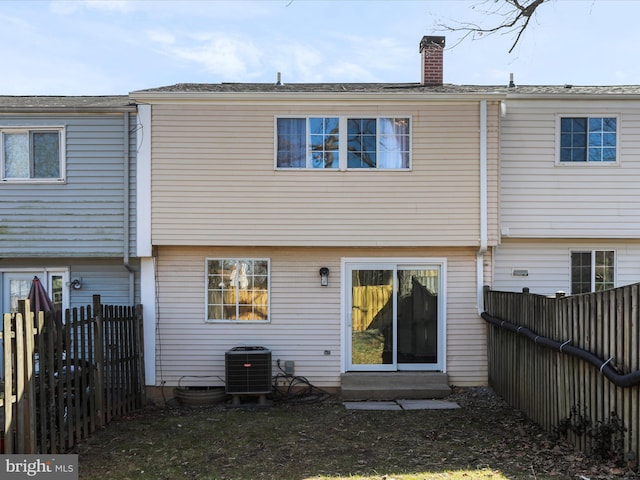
[225,346,272,398]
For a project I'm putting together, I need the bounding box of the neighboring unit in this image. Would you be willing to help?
[0,96,140,316]
[494,85,640,295]
[131,36,504,399]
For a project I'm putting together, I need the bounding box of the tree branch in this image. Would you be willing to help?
[438,0,548,53]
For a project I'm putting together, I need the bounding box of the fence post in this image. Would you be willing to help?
[15,306,26,453]
[135,304,146,406]
[24,306,36,454]
[93,295,105,429]
[3,313,14,454]
[482,285,491,311]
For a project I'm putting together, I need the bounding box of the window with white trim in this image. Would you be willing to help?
[559,116,617,163]
[571,250,614,294]
[276,116,410,169]
[206,258,270,322]
[1,127,65,181]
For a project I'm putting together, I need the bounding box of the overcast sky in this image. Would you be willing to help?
[0,0,637,95]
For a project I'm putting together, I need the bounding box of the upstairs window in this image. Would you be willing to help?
[1,127,65,181]
[571,250,615,294]
[559,116,617,163]
[276,116,410,170]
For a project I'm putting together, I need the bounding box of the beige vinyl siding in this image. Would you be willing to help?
[487,103,501,246]
[150,101,500,247]
[155,245,487,388]
[501,99,640,238]
[493,239,640,296]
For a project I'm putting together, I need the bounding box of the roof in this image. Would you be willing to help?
[3,84,640,111]
[0,95,136,113]
[132,82,640,97]
[134,82,483,94]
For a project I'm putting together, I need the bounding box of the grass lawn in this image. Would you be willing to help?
[76,388,633,480]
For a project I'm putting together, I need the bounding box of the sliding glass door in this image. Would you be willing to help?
[345,260,445,371]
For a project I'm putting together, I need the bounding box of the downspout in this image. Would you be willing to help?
[477,100,488,314]
[123,112,135,305]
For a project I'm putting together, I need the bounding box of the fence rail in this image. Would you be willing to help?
[1,295,145,454]
[483,285,640,463]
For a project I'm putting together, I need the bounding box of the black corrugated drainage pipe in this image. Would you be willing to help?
[481,311,640,388]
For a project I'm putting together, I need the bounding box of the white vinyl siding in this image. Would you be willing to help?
[150,101,501,248]
[492,239,640,296]
[500,99,640,238]
[154,246,487,388]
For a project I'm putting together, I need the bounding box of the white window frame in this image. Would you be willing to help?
[570,249,616,294]
[555,114,620,166]
[341,257,447,373]
[274,115,412,171]
[204,258,271,323]
[1,126,66,183]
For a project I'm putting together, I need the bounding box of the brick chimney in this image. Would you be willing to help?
[419,36,445,86]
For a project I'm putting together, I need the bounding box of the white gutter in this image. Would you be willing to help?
[477,100,488,314]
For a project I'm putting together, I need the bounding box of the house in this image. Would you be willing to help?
[0,96,140,316]
[3,41,637,402]
[131,36,506,400]
[493,84,640,295]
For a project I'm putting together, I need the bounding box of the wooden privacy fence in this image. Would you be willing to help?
[1,294,145,454]
[483,285,640,463]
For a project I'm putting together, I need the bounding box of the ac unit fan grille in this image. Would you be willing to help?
[225,347,272,395]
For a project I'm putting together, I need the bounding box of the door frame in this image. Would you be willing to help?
[341,257,447,373]
[0,268,69,378]
[1,268,70,313]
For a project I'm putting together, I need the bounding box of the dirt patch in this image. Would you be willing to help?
[76,387,636,479]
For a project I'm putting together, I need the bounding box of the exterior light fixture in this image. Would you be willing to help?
[319,267,329,287]
[68,278,82,290]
